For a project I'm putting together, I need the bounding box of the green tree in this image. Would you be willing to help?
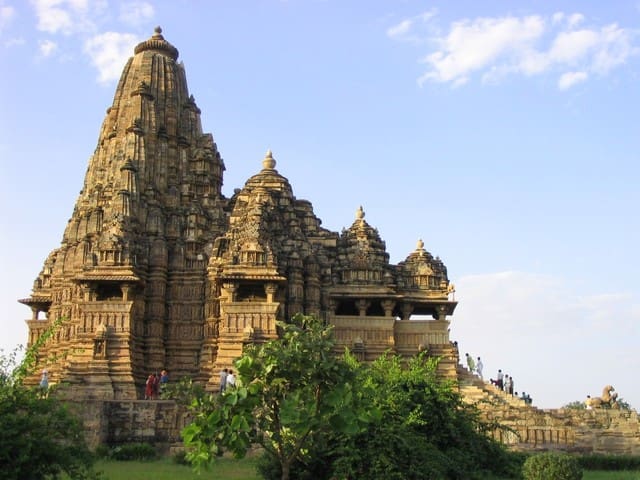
[0,319,98,480]
[288,352,520,480]
[182,314,371,480]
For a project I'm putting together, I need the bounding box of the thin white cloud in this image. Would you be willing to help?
[4,37,25,47]
[393,11,639,90]
[39,38,58,56]
[387,19,412,39]
[386,9,437,43]
[551,12,564,25]
[0,3,16,33]
[84,31,139,84]
[419,15,545,86]
[567,13,585,29]
[558,71,587,90]
[31,0,106,35]
[119,1,154,27]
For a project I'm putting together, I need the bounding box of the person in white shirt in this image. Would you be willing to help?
[226,369,236,388]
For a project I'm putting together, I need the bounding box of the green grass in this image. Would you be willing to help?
[92,457,261,480]
[83,458,640,480]
[584,472,640,480]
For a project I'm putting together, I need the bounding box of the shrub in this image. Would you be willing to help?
[522,452,582,480]
[107,442,158,461]
[172,450,189,465]
[577,454,640,471]
[0,322,100,480]
[93,444,111,459]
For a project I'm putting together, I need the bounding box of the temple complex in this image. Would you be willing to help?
[19,28,458,400]
[17,28,640,456]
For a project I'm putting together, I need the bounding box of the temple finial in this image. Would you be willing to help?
[262,149,276,170]
[134,25,178,59]
[356,206,365,220]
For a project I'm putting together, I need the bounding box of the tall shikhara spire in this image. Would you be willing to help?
[20,28,227,399]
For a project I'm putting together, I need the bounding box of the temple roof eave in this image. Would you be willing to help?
[73,274,142,282]
[328,285,398,297]
[218,273,287,282]
[18,296,52,306]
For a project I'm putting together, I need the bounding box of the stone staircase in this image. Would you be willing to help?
[456,364,640,454]
[457,365,530,410]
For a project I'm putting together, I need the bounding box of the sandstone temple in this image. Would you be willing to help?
[18,28,640,454]
[19,27,457,400]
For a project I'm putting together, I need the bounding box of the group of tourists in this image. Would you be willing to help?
[465,353,483,379]
[492,369,516,394]
[465,352,533,405]
[218,368,236,393]
[144,369,169,399]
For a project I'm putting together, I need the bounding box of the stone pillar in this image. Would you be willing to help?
[223,282,238,302]
[401,303,413,320]
[121,283,132,302]
[265,283,277,304]
[356,299,370,317]
[381,300,396,317]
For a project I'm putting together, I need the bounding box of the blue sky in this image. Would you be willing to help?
[0,0,638,409]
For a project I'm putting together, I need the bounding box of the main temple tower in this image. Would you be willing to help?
[20,28,227,398]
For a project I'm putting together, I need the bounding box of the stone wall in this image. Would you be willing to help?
[77,400,188,451]
[75,398,640,456]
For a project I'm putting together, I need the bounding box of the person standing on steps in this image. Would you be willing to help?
[476,357,483,379]
[159,369,169,393]
[39,369,49,398]
[465,353,475,373]
[145,373,155,400]
[219,368,228,393]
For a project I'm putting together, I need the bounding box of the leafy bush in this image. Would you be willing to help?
[172,449,189,465]
[160,376,206,406]
[255,351,522,480]
[93,444,111,459]
[106,443,158,461]
[522,452,583,480]
[577,454,640,471]
[563,400,586,410]
[183,314,522,480]
[0,319,100,480]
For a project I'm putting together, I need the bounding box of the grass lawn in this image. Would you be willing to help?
[584,472,640,480]
[93,457,261,480]
[89,458,640,480]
